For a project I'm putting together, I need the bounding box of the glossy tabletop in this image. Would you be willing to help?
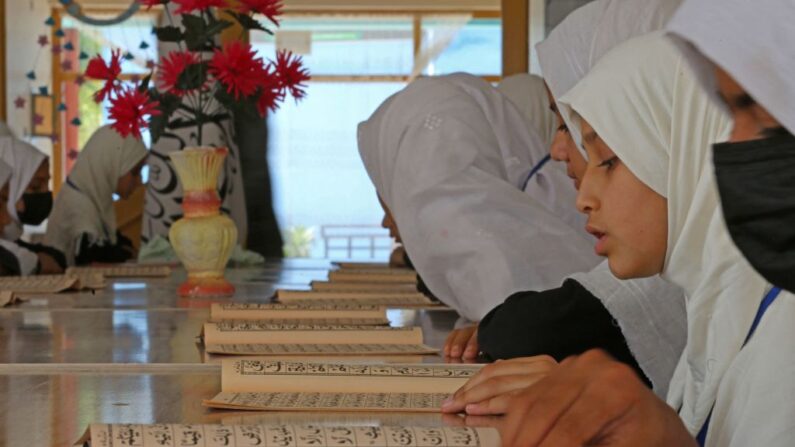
[0,262,469,446]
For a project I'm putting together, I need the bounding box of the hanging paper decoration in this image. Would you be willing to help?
[123,52,134,61]
[44,17,55,26]
[79,51,89,60]
[70,117,82,126]
[67,149,79,160]
[52,44,62,54]
[145,59,156,70]
[33,114,44,125]
[57,103,68,111]
[139,41,149,50]
[13,97,26,109]
[49,134,59,143]
[75,75,86,86]
[61,60,74,71]
[26,71,36,80]
[64,42,75,51]
[38,86,49,95]
[55,29,66,37]
[37,35,49,47]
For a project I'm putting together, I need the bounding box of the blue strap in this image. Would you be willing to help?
[521,154,551,190]
[696,286,782,446]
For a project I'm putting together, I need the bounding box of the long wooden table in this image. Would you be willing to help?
[0,261,474,446]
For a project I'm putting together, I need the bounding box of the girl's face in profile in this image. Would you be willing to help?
[575,120,668,279]
[116,158,147,200]
[546,86,587,190]
[378,196,401,243]
[715,67,785,142]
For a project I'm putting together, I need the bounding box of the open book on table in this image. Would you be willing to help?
[327,269,418,284]
[275,289,439,308]
[310,281,419,293]
[209,303,389,323]
[203,359,481,412]
[76,423,499,446]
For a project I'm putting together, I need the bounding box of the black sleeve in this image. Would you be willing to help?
[478,279,650,387]
[14,240,67,270]
[0,246,21,276]
[74,232,134,265]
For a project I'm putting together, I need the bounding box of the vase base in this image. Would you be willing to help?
[178,277,235,298]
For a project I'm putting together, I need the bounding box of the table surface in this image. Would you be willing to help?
[0,261,479,446]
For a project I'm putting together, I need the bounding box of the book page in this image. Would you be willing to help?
[0,275,78,294]
[204,344,439,356]
[311,281,419,293]
[277,290,429,301]
[71,272,107,290]
[77,423,500,447]
[66,265,172,278]
[221,360,480,394]
[0,291,18,307]
[203,323,424,346]
[334,261,393,269]
[328,271,418,284]
[204,391,452,412]
[279,297,437,308]
[210,303,387,321]
[211,318,390,326]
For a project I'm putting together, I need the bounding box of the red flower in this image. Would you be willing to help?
[255,66,284,116]
[172,0,226,14]
[108,87,161,139]
[274,50,310,100]
[236,0,281,25]
[85,50,123,103]
[209,41,268,100]
[137,0,165,10]
[158,50,203,96]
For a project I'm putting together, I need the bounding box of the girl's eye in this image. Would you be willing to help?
[597,156,619,170]
[557,124,570,134]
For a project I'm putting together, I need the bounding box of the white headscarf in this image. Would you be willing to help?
[0,126,47,240]
[536,0,682,150]
[0,160,11,191]
[358,73,600,321]
[667,0,795,135]
[561,32,767,436]
[45,126,147,265]
[497,74,556,150]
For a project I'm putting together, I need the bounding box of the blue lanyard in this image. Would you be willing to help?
[695,286,782,446]
[521,154,551,190]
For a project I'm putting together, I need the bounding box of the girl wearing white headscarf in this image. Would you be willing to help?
[0,160,26,275]
[552,32,795,446]
[0,123,64,274]
[358,72,600,323]
[45,126,147,266]
[453,0,686,402]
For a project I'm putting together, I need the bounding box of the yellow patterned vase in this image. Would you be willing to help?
[169,147,237,297]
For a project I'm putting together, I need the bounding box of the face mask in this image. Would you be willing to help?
[18,191,53,225]
[712,132,795,292]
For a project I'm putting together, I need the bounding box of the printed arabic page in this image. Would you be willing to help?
[78,423,500,447]
[311,281,420,293]
[203,323,424,345]
[0,275,77,294]
[66,265,172,278]
[210,303,387,321]
[276,290,430,301]
[221,360,481,394]
[328,271,418,284]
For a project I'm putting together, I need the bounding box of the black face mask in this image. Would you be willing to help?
[18,191,53,225]
[713,132,795,293]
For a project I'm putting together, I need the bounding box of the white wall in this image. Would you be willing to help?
[4,0,54,158]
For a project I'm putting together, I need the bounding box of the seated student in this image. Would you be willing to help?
[358,72,600,326]
[497,24,795,446]
[0,160,24,275]
[44,126,147,266]
[0,122,65,274]
[442,0,686,406]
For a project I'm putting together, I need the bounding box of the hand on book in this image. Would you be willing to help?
[440,355,557,415]
[499,349,695,447]
[444,325,479,359]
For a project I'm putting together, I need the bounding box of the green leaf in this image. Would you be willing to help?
[175,62,207,91]
[183,14,232,51]
[137,74,152,93]
[153,26,183,42]
[147,90,183,143]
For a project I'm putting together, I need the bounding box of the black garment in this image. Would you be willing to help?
[74,231,134,265]
[0,245,21,275]
[478,279,650,387]
[15,240,66,271]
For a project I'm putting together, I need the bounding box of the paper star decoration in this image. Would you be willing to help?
[50,134,59,143]
[57,103,67,111]
[75,75,86,86]
[51,44,62,54]
[67,149,79,160]
[45,17,55,26]
[61,60,73,71]
[14,97,26,109]
[38,86,49,95]
[26,71,36,80]
[54,29,66,38]
[33,114,44,125]
[123,52,135,61]
[139,41,150,50]
[37,35,49,47]
[146,59,156,70]
[64,42,75,51]
[70,117,82,126]
[79,51,89,60]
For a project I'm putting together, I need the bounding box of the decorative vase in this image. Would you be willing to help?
[169,147,237,297]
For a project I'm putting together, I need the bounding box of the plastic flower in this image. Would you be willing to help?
[274,50,310,100]
[255,67,284,116]
[209,41,268,100]
[172,0,226,14]
[108,87,161,139]
[85,50,123,103]
[236,0,281,25]
[158,50,203,96]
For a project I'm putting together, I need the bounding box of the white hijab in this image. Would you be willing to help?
[536,0,688,397]
[667,0,795,135]
[0,124,47,240]
[358,73,600,321]
[561,32,768,436]
[537,0,682,150]
[45,126,147,265]
[497,74,556,150]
